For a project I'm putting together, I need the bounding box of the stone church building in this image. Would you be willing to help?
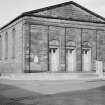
[0,1,105,76]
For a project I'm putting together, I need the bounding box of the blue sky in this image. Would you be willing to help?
[0,0,105,27]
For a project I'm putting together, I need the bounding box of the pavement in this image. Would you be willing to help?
[0,78,105,104]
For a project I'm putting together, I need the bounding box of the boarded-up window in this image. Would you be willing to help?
[5,32,8,59]
[12,29,16,59]
[0,35,2,60]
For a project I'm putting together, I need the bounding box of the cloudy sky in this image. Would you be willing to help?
[0,0,105,27]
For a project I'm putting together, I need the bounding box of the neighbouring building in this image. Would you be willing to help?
[0,1,105,75]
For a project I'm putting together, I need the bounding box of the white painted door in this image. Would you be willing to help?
[49,48,59,71]
[96,61,103,77]
[67,49,76,72]
[83,49,91,71]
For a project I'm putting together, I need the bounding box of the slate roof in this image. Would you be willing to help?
[0,1,105,30]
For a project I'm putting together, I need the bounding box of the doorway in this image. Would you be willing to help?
[82,48,91,72]
[67,49,76,72]
[49,48,59,72]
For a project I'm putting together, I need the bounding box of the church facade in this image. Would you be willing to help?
[0,1,105,75]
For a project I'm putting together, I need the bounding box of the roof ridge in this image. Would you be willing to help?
[23,1,74,14]
[23,1,105,22]
[72,1,105,21]
[1,1,105,30]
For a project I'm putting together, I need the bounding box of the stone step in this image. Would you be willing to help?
[77,73,98,77]
[0,72,100,80]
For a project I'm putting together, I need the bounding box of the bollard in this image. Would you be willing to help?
[96,61,104,78]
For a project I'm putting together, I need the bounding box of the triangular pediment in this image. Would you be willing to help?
[25,1,105,23]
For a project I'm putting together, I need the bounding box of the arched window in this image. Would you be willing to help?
[5,32,8,59]
[12,29,16,59]
[0,35,2,60]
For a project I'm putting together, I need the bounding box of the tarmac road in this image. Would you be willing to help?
[0,79,105,105]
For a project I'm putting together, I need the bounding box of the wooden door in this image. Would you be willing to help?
[67,49,76,72]
[49,48,59,72]
[83,49,91,71]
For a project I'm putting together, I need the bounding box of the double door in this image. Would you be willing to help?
[66,49,76,72]
[49,48,59,71]
[82,49,91,71]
